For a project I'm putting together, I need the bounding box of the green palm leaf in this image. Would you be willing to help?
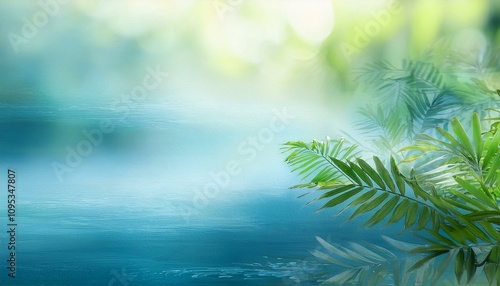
[311,236,427,286]
[284,53,500,285]
[282,138,360,187]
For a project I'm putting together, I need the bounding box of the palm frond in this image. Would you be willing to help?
[284,49,500,286]
[405,88,462,138]
[354,106,408,155]
[409,243,500,286]
[311,236,429,286]
[356,60,447,108]
[354,60,464,153]
[285,149,448,232]
[281,138,360,188]
[402,60,446,94]
[402,113,500,192]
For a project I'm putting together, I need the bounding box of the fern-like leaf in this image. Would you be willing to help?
[282,138,360,187]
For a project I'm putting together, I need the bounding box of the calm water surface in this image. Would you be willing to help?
[0,98,413,285]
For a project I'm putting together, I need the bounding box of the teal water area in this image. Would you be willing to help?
[0,99,410,285]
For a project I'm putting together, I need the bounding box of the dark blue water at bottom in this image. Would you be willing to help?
[1,188,414,286]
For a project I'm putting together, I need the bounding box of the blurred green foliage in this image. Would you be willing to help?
[1,0,499,104]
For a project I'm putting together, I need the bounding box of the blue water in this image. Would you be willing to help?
[13,191,407,285]
[0,99,412,285]
[6,183,410,285]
